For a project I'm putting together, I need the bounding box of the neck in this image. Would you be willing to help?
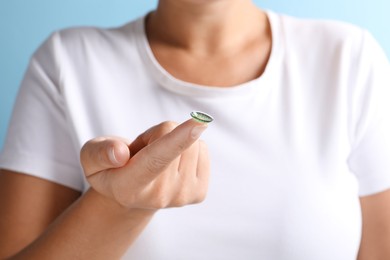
[147,0,266,55]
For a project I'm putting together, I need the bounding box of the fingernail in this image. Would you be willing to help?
[108,146,119,164]
[191,125,207,139]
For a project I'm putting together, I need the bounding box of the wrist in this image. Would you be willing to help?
[85,188,157,219]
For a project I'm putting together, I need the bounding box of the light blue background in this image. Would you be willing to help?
[1,0,389,149]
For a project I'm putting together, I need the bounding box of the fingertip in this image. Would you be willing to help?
[190,124,208,139]
[109,142,130,167]
[178,119,209,140]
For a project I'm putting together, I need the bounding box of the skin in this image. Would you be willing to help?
[358,191,390,260]
[146,0,272,87]
[0,0,389,259]
[0,119,209,259]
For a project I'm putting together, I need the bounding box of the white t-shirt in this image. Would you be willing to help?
[1,10,390,259]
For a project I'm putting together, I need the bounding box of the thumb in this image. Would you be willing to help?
[131,119,208,176]
[80,137,131,177]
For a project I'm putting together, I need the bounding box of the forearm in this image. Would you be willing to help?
[358,190,390,260]
[10,188,155,260]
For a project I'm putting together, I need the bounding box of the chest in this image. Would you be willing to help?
[69,74,361,259]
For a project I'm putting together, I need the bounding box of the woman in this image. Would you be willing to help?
[1,0,390,259]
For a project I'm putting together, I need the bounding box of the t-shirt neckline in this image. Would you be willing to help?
[134,10,281,98]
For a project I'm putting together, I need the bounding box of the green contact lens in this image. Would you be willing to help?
[190,111,214,123]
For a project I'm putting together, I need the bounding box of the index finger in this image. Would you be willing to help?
[130,118,208,176]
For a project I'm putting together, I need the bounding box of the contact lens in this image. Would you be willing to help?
[190,111,214,123]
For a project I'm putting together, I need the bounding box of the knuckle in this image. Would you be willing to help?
[159,121,178,135]
[80,137,106,161]
[173,194,189,207]
[173,187,192,207]
[146,185,170,209]
[145,154,170,173]
[80,140,93,164]
[151,194,170,209]
[151,200,168,209]
[193,185,208,204]
[174,141,186,153]
[194,192,207,204]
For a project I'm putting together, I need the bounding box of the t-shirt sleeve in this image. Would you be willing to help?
[347,30,390,197]
[0,32,85,191]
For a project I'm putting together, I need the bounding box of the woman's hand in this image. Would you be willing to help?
[80,119,210,210]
